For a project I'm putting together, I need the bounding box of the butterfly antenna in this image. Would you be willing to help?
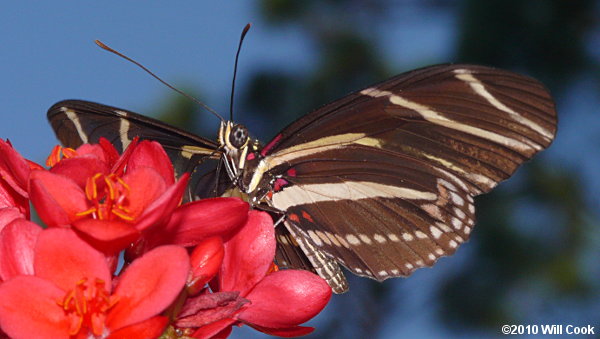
[230,23,252,122]
[95,40,225,122]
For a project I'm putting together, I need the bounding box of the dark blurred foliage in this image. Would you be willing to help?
[457,0,595,87]
[242,31,389,140]
[157,0,599,337]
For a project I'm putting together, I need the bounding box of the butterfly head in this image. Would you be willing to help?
[219,121,250,150]
[229,124,249,149]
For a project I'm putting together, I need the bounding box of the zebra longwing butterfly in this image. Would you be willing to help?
[47,64,557,293]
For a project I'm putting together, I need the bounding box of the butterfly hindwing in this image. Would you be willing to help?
[254,64,557,290]
[269,145,476,283]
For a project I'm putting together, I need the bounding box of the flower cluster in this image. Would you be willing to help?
[0,138,331,338]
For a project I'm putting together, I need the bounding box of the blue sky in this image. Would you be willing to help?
[1,2,307,162]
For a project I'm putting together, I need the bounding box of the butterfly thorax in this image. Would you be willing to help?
[218,121,270,204]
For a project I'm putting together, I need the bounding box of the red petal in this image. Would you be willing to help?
[27,159,44,171]
[219,211,275,295]
[29,170,89,227]
[34,228,111,292]
[237,270,332,328]
[110,138,139,176]
[74,143,106,158]
[0,180,28,216]
[250,324,315,337]
[106,316,168,339]
[50,156,109,188]
[191,318,235,339]
[0,218,41,280]
[162,197,248,247]
[72,218,140,254]
[122,167,167,220]
[0,276,70,339]
[127,140,175,186]
[134,173,189,232]
[0,139,31,198]
[98,138,121,166]
[107,245,189,331]
[0,207,25,231]
[76,142,122,167]
[188,237,225,295]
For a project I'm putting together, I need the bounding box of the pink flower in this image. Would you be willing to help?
[0,228,190,338]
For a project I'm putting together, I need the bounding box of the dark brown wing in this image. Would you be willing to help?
[256,64,557,292]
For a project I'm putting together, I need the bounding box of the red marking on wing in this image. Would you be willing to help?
[246,152,256,161]
[260,134,283,157]
[286,168,297,177]
[289,213,300,222]
[301,210,314,222]
[273,178,288,192]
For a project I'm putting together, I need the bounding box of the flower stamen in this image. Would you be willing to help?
[45,145,77,167]
[82,173,135,222]
[57,278,118,336]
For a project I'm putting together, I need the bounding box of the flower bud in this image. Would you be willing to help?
[187,236,224,295]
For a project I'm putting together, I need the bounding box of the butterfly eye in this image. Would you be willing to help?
[229,124,249,149]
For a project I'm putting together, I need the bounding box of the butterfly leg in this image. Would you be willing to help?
[254,203,287,226]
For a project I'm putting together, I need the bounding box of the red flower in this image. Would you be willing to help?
[29,140,190,254]
[192,211,332,338]
[0,228,190,338]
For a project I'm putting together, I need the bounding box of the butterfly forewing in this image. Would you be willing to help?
[253,64,557,291]
[47,100,224,201]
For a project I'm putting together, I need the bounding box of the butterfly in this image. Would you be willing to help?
[47,64,557,293]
